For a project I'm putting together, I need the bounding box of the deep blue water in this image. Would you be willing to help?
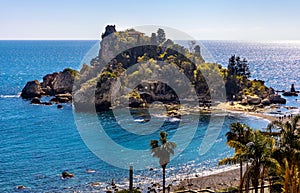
[1,40,299,192]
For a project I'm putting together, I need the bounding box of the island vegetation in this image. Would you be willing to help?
[21,25,286,112]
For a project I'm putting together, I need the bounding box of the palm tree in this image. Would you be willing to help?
[269,115,300,193]
[220,123,279,193]
[221,122,252,181]
[239,130,279,193]
[150,131,176,193]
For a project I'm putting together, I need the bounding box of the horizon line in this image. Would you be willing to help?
[1,39,300,44]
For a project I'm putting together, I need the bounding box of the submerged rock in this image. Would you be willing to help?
[57,105,63,109]
[61,171,74,179]
[17,185,26,190]
[31,97,41,104]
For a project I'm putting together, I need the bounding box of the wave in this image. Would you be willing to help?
[0,94,20,98]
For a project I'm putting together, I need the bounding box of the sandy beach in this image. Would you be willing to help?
[170,166,242,192]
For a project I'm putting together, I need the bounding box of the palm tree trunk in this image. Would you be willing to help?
[239,168,247,193]
[240,161,243,182]
[260,167,265,193]
[162,165,166,193]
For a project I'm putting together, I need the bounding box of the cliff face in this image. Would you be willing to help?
[21,80,42,98]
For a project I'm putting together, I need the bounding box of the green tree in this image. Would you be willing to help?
[226,55,251,99]
[239,130,279,193]
[227,55,250,78]
[240,58,251,78]
[219,122,252,182]
[150,131,176,193]
[228,55,237,76]
[157,28,166,44]
[269,115,300,193]
[220,123,279,193]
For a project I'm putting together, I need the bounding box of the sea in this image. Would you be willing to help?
[1,40,300,192]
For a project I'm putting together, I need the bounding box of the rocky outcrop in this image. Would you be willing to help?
[246,95,261,105]
[21,69,78,106]
[268,94,286,104]
[240,93,286,106]
[40,69,75,95]
[41,73,58,95]
[283,92,298,96]
[261,98,271,105]
[50,93,72,103]
[21,80,42,98]
[52,70,74,94]
[283,84,298,96]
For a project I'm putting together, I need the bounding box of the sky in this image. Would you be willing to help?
[0,0,300,40]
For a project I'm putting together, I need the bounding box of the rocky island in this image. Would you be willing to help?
[21,68,78,105]
[21,25,286,112]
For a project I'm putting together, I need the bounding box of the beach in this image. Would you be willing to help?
[170,166,241,192]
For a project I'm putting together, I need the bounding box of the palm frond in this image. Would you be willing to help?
[218,156,240,166]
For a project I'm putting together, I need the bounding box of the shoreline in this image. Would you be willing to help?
[168,102,295,192]
[170,166,242,192]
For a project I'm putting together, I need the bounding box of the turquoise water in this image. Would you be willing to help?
[1,40,299,192]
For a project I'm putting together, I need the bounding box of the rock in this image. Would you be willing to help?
[21,80,42,99]
[50,97,59,103]
[31,97,41,104]
[41,73,58,95]
[269,87,275,95]
[246,95,261,105]
[269,94,286,104]
[291,84,296,92]
[40,102,52,106]
[129,96,145,108]
[261,98,271,105]
[52,69,75,94]
[55,93,72,99]
[62,171,74,179]
[57,97,70,103]
[240,99,248,106]
[50,96,70,103]
[57,105,63,109]
[17,185,26,190]
[90,182,101,187]
[283,84,298,96]
[73,75,117,112]
[256,103,264,108]
[283,92,298,96]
